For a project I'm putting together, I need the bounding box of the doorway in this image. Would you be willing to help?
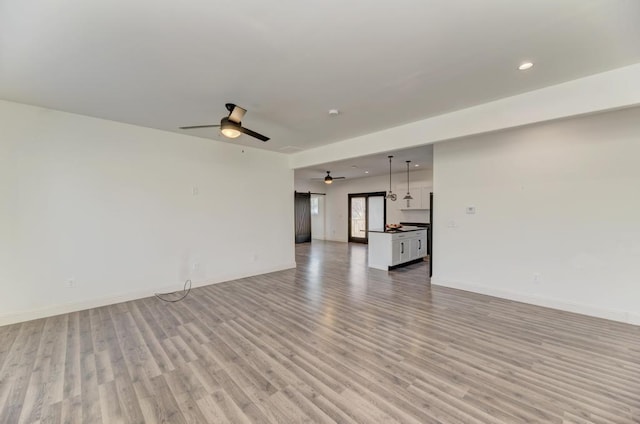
[348,192,386,243]
[294,191,311,243]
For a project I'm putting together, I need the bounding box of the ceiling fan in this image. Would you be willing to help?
[320,171,345,184]
[179,103,270,142]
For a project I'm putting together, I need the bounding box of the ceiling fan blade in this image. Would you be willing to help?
[238,126,270,142]
[226,103,246,124]
[179,124,221,130]
[314,176,346,181]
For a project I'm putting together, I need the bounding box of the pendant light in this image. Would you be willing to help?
[404,161,413,202]
[386,156,397,201]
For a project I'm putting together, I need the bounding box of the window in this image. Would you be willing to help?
[311,197,319,215]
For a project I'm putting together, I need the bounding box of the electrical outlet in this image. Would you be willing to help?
[466,206,476,214]
[192,186,199,196]
[532,273,541,284]
[193,263,200,271]
[66,278,76,288]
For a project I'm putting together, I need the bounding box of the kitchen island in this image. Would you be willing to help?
[368,227,427,270]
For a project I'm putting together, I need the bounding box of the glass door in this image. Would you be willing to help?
[350,196,367,242]
[348,192,386,243]
[368,196,385,232]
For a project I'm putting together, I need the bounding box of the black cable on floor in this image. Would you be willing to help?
[155,279,192,303]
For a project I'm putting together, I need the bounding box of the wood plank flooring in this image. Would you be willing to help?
[1,240,640,423]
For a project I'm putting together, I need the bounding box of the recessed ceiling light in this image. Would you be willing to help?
[328,109,340,116]
[365,171,369,174]
[414,164,420,167]
[518,62,534,71]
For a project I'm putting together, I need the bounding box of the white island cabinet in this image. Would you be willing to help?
[368,227,427,270]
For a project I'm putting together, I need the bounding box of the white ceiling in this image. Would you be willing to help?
[1,0,639,153]
[295,145,433,182]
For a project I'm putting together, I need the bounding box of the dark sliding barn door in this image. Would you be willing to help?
[294,191,312,243]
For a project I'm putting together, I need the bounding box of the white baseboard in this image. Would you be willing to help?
[627,312,640,326]
[0,262,296,327]
[431,277,639,326]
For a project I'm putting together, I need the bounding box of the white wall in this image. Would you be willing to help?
[432,106,640,325]
[323,170,432,242]
[0,100,295,325]
[293,179,326,194]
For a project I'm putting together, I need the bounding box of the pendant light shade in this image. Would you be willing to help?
[386,156,397,201]
[404,160,413,200]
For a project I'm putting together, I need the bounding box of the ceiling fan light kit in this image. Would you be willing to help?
[322,171,346,184]
[325,171,333,184]
[220,118,242,138]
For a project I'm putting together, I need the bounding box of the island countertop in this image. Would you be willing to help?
[368,226,423,234]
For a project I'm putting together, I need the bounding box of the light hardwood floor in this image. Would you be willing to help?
[1,241,639,423]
